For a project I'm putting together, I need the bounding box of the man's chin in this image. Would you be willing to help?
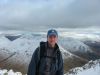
[51,43,56,47]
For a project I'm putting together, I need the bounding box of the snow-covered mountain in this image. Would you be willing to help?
[0,33,47,73]
[59,37,92,53]
[58,30,100,57]
[81,38,100,57]
[1,33,85,73]
[65,59,100,75]
[0,31,100,74]
[58,46,88,73]
[0,59,99,75]
[59,37,100,61]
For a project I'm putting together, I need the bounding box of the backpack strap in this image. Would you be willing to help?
[36,41,46,75]
[57,49,60,63]
[40,41,46,59]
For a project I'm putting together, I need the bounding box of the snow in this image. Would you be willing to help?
[0,30,96,55]
[0,32,77,73]
[0,36,11,48]
[0,69,25,75]
[65,59,100,75]
[59,45,73,59]
[0,30,100,74]
[59,32,100,42]
[77,64,100,75]
[57,28,100,42]
[0,32,75,61]
[59,37,92,53]
[0,60,99,75]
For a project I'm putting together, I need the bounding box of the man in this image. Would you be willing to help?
[27,29,64,75]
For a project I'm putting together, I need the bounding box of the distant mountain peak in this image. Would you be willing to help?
[5,35,21,41]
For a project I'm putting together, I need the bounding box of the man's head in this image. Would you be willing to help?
[47,29,58,48]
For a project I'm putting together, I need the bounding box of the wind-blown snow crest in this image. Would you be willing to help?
[65,59,100,75]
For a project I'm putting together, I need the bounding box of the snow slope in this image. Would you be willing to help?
[0,33,46,73]
[59,37,92,53]
[65,59,100,75]
[0,59,99,75]
[0,69,25,75]
[0,33,78,73]
[0,31,99,73]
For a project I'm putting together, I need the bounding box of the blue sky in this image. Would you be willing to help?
[0,0,100,31]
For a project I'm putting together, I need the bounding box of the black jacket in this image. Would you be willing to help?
[27,41,64,75]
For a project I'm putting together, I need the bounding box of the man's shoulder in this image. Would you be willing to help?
[35,46,40,53]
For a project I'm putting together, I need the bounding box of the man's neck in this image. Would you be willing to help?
[48,42,55,49]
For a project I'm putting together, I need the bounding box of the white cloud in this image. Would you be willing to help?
[0,0,100,31]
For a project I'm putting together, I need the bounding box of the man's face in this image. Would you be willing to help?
[47,35,58,47]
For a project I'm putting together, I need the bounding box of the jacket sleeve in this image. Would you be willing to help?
[27,47,40,75]
[57,51,64,75]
